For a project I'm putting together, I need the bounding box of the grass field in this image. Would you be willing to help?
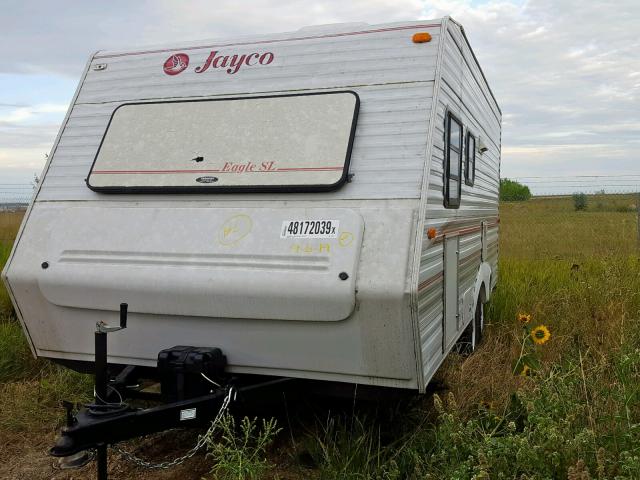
[0,195,639,479]
[0,211,22,313]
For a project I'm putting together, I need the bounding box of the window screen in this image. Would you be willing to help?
[87,91,359,193]
[444,112,463,208]
[465,132,476,186]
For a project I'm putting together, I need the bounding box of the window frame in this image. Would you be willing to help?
[465,131,476,187]
[86,91,360,194]
[443,111,463,209]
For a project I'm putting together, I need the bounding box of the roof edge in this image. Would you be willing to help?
[93,19,446,59]
[448,17,502,115]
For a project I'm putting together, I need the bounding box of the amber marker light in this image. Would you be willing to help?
[412,32,432,43]
[427,227,437,239]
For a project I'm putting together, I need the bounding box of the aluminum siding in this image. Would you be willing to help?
[417,19,501,385]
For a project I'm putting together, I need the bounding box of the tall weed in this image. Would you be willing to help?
[204,414,281,480]
[0,241,13,313]
[0,210,22,313]
[0,318,40,382]
[304,415,392,480]
[0,367,93,432]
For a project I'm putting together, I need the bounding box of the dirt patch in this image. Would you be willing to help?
[0,430,212,480]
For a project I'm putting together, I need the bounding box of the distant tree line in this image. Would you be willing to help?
[500,178,531,201]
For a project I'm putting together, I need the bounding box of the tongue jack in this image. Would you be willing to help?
[94,303,128,480]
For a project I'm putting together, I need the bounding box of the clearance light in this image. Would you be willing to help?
[412,32,432,43]
[427,227,437,239]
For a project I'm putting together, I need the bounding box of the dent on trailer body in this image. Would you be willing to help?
[2,17,500,393]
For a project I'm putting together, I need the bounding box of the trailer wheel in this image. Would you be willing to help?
[473,296,484,348]
[455,315,475,356]
[455,294,485,356]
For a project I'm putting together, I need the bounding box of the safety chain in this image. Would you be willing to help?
[112,386,236,470]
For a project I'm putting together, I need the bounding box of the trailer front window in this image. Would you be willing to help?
[444,112,462,208]
[87,91,359,193]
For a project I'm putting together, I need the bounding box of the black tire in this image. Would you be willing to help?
[474,297,484,347]
[455,295,484,356]
[455,314,475,357]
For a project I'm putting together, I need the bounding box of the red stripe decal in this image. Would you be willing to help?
[427,219,500,243]
[92,166,344,175]
[418,271,443,292]
[95,24,441,59]
[459,250,482,267]
[270,167,343,172]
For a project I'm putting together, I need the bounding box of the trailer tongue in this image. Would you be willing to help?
[50,303,291,480]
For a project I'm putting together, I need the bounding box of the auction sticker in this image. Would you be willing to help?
[280,220,339,238]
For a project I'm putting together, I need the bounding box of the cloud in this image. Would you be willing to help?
[0,103,67,125]
[0,147,51,171]
[0,102,69,181]
[0,0,638,190]
[0,0,426,77]
[0,103,29,108]
[423,0,639,182]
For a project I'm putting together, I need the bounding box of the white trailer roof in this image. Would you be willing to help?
[87,21,444,101]
[40,20,446,202]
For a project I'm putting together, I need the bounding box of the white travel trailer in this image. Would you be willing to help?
[3,17,500,394]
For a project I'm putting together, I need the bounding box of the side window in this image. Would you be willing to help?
[444,112,462,208]
[465,132,476,186]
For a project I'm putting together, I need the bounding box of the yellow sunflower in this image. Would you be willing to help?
[531,325,551,345]
[520,365,531,376]
[517,313,531,324]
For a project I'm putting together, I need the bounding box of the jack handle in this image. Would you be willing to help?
[96,303,128,334]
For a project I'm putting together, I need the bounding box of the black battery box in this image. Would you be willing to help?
[157,346,227,403]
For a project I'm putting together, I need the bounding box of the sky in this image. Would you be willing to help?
[1,0,639,195]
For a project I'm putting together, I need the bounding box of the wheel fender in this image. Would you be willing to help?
[473,262,492,310]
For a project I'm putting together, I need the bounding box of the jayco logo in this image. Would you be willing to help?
[163,53,190,75]
[163,51,274,76]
